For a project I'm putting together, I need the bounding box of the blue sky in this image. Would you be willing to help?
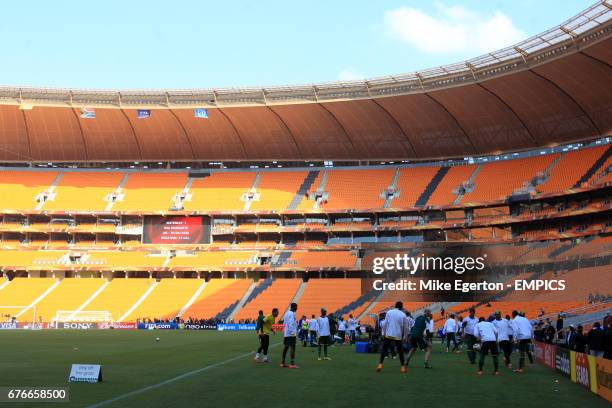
[0,1,595,89]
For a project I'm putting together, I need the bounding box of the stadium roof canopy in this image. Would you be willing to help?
[0,1,611,163]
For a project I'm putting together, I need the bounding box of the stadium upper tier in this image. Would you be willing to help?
[0,142,608,214]
[0,2,610,162]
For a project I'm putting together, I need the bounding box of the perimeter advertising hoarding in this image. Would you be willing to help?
[143,216,210,245]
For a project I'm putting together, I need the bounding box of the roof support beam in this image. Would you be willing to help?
[477,83,539,146]
[424,93,478,154]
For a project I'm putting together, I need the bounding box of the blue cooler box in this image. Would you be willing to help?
[355,342,369,353]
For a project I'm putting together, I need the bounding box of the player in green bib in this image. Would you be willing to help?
[407,309,433,369]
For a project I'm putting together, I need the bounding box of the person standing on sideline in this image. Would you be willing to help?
[280,303,299,368]
[587,322,605,357]
[376,302,409,373]
[317,309,332,361]
[462,308,479,365]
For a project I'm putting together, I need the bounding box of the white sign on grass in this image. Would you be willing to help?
[68,364,103,383]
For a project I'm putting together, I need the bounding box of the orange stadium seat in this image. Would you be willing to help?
[0,278,58,321]
[0,171,58,212]
[297,279,362,318]
[392,166,440,208]
[122,279,203,321]
[182,279,251,319]
[114,173,187,212]
[184,172,256,212]
[319,169,392,210]
[427,165,476,206]
[44,172,123,212]
[537,145,608,194]
[35,278,105,321]
[83,278,153,322]
[249,171,307,212]
[463,155,557,203]
[235,279,301,321]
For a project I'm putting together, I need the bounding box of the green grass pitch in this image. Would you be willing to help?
[0,330,607,408]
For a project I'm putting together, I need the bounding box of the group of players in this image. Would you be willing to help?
[252,303,357,368]
[252,301,534,375]
[377,302,535,375]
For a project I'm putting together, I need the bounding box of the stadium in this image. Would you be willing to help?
[0,1,611,407]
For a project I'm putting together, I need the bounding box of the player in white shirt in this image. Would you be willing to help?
[473,317,500,375]
[316,309,332,361]
[280,303,299,368]
[462,308,479,365]
[347,314,358,344]
[492,311,512,368]
[425,318,434,345]
[376,302,409,373]
[511,310,534,373]
[443,314,459,352]
[308,314,319,346]
[338,317,347,344]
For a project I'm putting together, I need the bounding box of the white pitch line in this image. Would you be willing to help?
[87,343,281,408]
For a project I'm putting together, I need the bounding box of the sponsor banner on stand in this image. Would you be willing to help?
[596,357,612,402]
[571,351,592,390]
[0,322,17,330]
[217,323,256,331]
[137,323,179,330]
[184,323,217,330]
[534,341,555,369]
[59,322,99,330]
[555,347,571,377]
[98,322,137,330]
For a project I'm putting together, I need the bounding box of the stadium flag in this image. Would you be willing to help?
[194,108,208,118]
[80,108,96,119]
[137,109,151,119]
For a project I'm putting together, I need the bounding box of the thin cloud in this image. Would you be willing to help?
[337,68,365,81]
[384,2,526,55]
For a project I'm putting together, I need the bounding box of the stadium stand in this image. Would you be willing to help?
[426,165,476,206]
[537,145,608,194]
[181,279,251,319]
[113,173,187,212]
[184,172,256,212]
[462,154,557,203]
[392,166,440,208]
[82,278,152,321]
[297,278,362,318]
[249,171,308,212]
[318,169,392,210]
[0,171,58,212]
[235,278,301,321]
[0,278,58,319]
[35,278,104,321]
[44,172,123,212]
[123,279,203,322]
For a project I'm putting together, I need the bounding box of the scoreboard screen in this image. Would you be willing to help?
[143,216,210,244]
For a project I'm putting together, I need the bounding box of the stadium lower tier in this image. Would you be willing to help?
[0,257,608,324]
